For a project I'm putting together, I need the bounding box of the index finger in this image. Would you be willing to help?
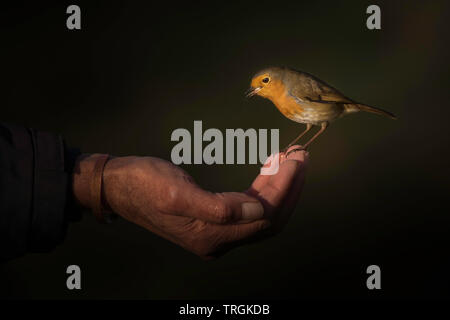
[249,152,283,193]
[250,148,308,216]
[249,145,304,193]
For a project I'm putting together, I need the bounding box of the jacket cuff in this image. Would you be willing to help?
[64,145,82,223]
[28,129,81,252]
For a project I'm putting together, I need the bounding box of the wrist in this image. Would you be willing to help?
[72,153,111,212]
[100,156,138,215]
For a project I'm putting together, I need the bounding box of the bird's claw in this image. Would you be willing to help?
[285,147,306,157]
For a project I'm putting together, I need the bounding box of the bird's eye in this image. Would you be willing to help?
[262,77,270,83]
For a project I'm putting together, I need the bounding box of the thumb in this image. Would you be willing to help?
[216,192,266,224]
[173,187,265,224]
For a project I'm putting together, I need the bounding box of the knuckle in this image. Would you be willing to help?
[160,185,183,212]
[190,219,208,234]
[212,200,232,224]
[166,185,180,205]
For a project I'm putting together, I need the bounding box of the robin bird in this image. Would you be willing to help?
[246,67,396,155]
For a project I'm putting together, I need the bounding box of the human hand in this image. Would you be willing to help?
[72,146,308,259]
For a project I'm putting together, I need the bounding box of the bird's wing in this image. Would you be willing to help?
[288,72,354,104]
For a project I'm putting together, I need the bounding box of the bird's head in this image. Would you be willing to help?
[246,67,286,100]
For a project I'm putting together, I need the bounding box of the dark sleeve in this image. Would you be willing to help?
[0,123,82,262]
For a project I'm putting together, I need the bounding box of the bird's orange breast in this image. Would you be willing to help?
[266,81,304,120]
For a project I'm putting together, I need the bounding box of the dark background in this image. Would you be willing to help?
[1,0,449,299]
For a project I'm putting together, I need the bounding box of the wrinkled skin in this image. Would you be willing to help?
[73,146,308,259]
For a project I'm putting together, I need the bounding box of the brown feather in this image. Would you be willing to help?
[347,103,397,120]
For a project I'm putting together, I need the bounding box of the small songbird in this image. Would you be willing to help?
[246,67,396,154]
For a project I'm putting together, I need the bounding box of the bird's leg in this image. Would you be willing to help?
[281,123,312,153]
[286,122,328,156]
[303,122,328,149]
[288,123,312,148]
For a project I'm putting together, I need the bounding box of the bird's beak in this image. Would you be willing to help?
[245,86,261,98]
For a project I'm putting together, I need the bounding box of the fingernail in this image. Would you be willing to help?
[241,202,264,220]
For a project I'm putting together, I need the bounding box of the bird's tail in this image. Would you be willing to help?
[344,103,397,120]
